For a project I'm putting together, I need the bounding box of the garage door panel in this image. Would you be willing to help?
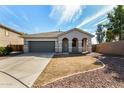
[29,41,55,52]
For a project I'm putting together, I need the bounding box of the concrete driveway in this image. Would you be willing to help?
[0,53,54,88]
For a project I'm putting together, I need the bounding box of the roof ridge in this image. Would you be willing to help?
[69,28,94,36]
[29,31,63,35]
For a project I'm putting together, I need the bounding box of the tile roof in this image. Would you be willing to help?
[24,31,64,38]
[24,28,94,38]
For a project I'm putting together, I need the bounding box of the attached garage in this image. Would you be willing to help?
[29,41,55,52]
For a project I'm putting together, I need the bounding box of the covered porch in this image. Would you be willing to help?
[57,37,92,53]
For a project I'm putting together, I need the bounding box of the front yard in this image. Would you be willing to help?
[40,53,124,88]
[1,52,124,88]
[33,54,103,87]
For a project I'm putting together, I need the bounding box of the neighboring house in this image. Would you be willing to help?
[24,28,94,53]
[0,24,24,47]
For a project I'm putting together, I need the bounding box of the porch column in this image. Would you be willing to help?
[55,40,58,52]
[69,40,72,52]
[78,40,83,52]
[23,40,29,53]
[82,38,87,52]
[84,39,86,51]
[87,38,92,52]
[58,40,62,52]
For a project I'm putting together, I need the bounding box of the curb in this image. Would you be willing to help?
[0,71,29,88]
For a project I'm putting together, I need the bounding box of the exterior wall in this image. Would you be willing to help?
[25,38,57,41]
[87,37,92,52]
[58,30,92,53]
[0,27,24,47]
[93,40,124,56]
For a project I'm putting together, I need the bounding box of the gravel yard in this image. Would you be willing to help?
[39,53,124,88]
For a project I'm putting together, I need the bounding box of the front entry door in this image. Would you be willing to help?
[63,42,68,52]
[62,38,68,52]
[72,38,78,53]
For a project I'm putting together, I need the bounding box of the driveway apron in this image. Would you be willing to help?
[0,53,53,88]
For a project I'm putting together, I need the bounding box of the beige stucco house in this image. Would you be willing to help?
[0,24,24,47]
[24,28,94,53]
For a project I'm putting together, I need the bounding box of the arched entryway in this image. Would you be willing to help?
[72,38,78,52]
[62,38,69,52]
[82,38,87,52]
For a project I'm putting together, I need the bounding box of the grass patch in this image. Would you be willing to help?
[33,54,103,87]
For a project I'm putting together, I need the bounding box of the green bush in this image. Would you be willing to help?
[0,47,7,56]
[6,47,12,53]
[0,47,12,56]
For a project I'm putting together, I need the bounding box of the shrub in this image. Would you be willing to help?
[6,47,12,53]
[0,47,7,56]
[0,47,12,56]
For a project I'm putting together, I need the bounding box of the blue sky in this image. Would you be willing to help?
[0,5,115,43]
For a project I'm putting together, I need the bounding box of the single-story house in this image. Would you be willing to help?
[0,24,24,47]
[23,28,94,53]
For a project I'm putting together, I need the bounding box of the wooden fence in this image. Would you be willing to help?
[7,45,23,51]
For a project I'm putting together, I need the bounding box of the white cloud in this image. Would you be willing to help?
[49,5,85,25]
[20,11,30,23]
[22,14,30,22]
[94,18,108,26]
[11,23,20,28]
[76,5,115,28]
[0,6,18,18]
[82,28,93,32]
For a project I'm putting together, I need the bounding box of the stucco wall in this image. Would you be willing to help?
[0,27,24,47]
[93,40,124,56]
[58,30,92,52]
